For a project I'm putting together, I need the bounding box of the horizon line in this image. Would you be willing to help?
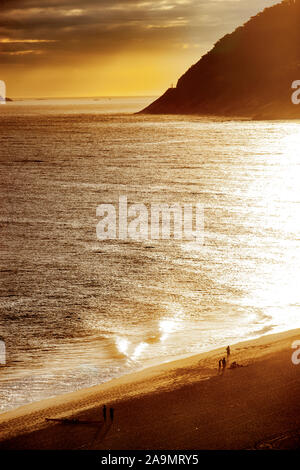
[6,94,158,100]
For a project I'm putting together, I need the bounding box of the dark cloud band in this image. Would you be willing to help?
[0,1,277,66]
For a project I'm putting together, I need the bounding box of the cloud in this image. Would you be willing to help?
[0,0,279,94]
[0,1,277,59]
[0,1,194,62]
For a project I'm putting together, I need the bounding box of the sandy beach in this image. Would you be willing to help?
[0,328,300,450]
[2,0,300,456]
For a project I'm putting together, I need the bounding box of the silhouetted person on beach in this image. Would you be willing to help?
[226,346,231,356]
[218,359,222,370]
[222,357,227,369]
[110,407,114,422]
[102,405,107,422]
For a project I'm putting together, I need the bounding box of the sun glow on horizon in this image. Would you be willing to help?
[1,0,279,97]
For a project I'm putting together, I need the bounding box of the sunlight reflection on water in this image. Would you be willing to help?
[0,100,299,411]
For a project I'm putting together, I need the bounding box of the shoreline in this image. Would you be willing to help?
[0,327,300,449]
[1,323,294,414]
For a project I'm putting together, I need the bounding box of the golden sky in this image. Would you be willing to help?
[1,0,278,98]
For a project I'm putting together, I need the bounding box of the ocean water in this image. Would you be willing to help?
[0,97,300,413]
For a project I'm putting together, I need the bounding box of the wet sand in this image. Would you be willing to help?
[0,329,300,450]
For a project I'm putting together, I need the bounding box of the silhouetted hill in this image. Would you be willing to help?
[142,1,300,119]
